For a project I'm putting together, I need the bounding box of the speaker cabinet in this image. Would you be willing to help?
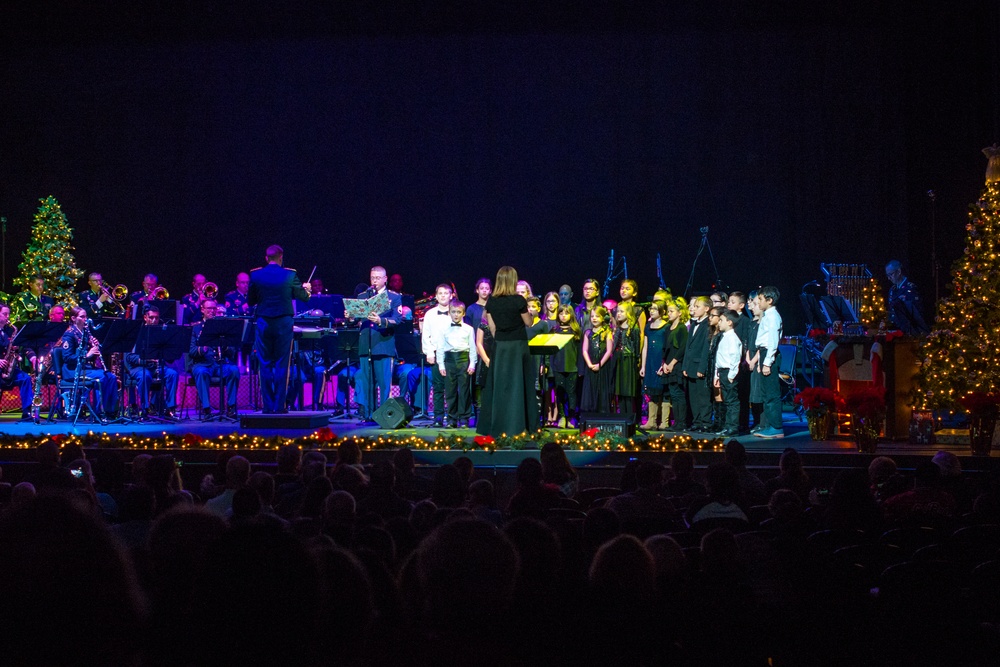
[372,397,414,429]
[578,412,635,437]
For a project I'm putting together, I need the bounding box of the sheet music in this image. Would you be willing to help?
[343,290,391,320]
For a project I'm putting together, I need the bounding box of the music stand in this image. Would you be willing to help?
[136,324,191,422]
[12,322,68,423]
[196,318,247,422]
[99,319,143,424]
[328,329,360,421]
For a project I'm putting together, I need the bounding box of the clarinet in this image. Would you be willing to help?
[69,320,91,414]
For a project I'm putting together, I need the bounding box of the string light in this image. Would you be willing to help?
[914,168,1000,412]
[0,428,727,453]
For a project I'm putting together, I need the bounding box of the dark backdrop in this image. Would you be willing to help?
[1,1,996,331]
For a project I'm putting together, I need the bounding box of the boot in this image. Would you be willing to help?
[661,402,672,431]
[646,401,660,430]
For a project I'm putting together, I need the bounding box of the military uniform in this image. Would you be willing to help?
[888,277,930,336]
[78,289,118,320]
[189,321,240,414]
[181,292,203,324]
[123,350,179,413]
[224,289,252,317]
[12,291,54,324]
[60,325,118,417]
[0,324,34,417]
[355,287,403,419]
[247,263,310,413]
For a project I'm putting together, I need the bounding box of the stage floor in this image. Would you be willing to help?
[0,408,980,460]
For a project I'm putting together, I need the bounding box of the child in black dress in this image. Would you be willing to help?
[613,302,641,416]
[549,304,582,428]
[581,306,615,413]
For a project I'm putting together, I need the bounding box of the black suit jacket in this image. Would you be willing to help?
[681,317,709,378]
[247,263,310,318]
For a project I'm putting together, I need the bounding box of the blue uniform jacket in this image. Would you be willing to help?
[247,263,310,318]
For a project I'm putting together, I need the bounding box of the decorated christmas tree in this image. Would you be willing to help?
[859,277,887,329]
[914,146,1000,410]
[15,196,84,307]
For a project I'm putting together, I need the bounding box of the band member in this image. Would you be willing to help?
[124,306,179,418]
[247,245,311,414]
[61,306,118,418]
[79,272,119,319]
[182,274,209,324]
[12,275,55,324]
[130,273,161,305]
[0,303,36,420]
[225,272,252,317]
[388,273,405,294]
[885,260,930,335]
[355,266,401,421]
[190,299,241,417]
[48,305,65,323]
[310,278,326,295]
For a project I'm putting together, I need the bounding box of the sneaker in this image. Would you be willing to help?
[750,425,765,434]
[754,427,785,439]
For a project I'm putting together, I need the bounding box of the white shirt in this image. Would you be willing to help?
[756,307,783,367]
[435,321,478,372]
[421,306,452,359]
[715,329,742,383]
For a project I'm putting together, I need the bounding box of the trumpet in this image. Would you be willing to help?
[202,282,218,300]
[152,286,169,300]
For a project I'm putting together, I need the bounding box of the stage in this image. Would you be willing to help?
[0,407,992,483]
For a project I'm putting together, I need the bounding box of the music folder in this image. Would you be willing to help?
[528,333,575,355]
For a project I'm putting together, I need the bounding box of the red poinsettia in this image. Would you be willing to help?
[582,427,600,438]
[793,387,843,415]
[474,435,495,447]
[50,434,66,445]
[959,392,1000,415]
[844,387,886,419]
[314,426,336,442]
[182,433,204,446]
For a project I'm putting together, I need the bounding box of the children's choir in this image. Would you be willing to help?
[423,276,785,438]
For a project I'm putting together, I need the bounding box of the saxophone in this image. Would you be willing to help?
[2,324,19,380]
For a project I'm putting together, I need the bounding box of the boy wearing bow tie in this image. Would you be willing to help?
[421,284,454,426]
[436,300,478,428]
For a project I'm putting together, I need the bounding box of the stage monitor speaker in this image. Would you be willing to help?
[372,397,413,429]
[578,412,635,437]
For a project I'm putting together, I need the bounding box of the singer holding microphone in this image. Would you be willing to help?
[248,245,311,413]
[355,265,402,423]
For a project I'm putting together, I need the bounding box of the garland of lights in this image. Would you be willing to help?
[0,428,726,453]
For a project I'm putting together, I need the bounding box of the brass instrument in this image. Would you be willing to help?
[1,324,19,380]
[202,282,218,300]
[152,286,169,300]
[112,284,129,301]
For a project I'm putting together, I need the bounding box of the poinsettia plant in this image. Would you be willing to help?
[959,392,1000,416]
[793,387,844,417]
[844,387,886,420]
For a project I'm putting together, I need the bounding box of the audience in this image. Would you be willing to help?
[3,439,998,666]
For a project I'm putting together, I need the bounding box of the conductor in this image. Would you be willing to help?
[248,245,311,413]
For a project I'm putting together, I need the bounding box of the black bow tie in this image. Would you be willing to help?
[451,323,462,327]
[437,310,449,315]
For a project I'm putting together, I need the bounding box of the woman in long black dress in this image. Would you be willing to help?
[476,266,537,438]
